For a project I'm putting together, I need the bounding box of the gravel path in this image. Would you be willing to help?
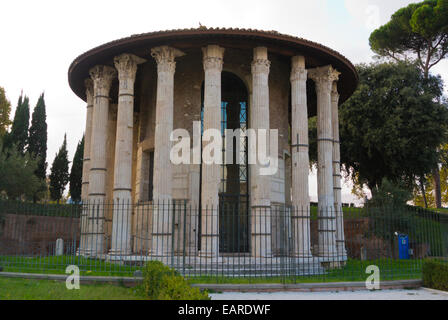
[210,288,448,300]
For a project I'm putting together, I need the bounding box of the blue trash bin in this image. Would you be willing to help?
[398,234,410,260]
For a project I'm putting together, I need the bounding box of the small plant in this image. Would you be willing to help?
[422,259,448,292]
[139,261,209,300]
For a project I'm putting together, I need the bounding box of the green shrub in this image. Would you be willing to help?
[0,199,81,217]
[139,261,209,300]
[422,259,448,292]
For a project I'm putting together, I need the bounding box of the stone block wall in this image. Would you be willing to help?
[0,214,80,256]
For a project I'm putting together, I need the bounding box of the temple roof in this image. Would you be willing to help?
[68,27,358,103]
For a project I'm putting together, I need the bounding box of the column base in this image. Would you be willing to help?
[250,253,273,259]
[198,252,223,262]
[317,251,339,258]
[292,252,314,259]
[108,249,132,257]
[336,242,348,261]
[77,248,102,258]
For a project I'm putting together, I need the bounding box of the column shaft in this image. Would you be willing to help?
[200,45,224,258]
[110,54,145,256]
[290,56,312,258]
[78,79,94,256]
[309,65,340,259]
[331,83,347,259]
[151,46,184,256]
[81,79,94,200]
[86,65,116,256]
[250,47,272,258]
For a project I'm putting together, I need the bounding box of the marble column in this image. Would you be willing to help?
[78,79,94,256]
[81,79,94,201]
[200,45,224,258]
[250,47,272,258]
[331,82,347,259]
[290,56,312,258]
[87,65,116,256]
[151,46,184,256]
[109,54,145,256]
[308,65,340,259]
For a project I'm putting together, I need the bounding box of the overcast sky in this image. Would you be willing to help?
[1,0,447,203]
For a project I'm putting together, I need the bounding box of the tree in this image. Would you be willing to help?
[69,136,84,203]
[318,62,448,195]
[367,178,413,208]
[6,93,30,154]
[414,144,448,206]
[0,87,11,138]
[28,93,48,181]
[369,0,448,207]
[49,134,70,203]
[0,143,41,200]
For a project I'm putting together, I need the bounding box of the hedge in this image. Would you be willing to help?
[139,261,210,300]
[422,259,448,292]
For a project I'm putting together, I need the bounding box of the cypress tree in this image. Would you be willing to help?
[49,134,70,203]
[69,136,84,203]
[28,93,48,181]
[8,93,30,154]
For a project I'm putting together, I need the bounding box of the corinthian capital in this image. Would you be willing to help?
[151,46,185,74]
[89,65,117,94]
[202,45,225,72]
[84,78,94,105]
[308,65,340,94]
[114,53,146,81]
[291,67,307,82]
[290,56,307,82]
[308,65,340,84]
[331,82,340,102]
[251,47,270,75]
[251,59,271,75]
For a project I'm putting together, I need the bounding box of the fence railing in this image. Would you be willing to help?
[0,199,446,283]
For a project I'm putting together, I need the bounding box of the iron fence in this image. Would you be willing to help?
[0,199,447,283]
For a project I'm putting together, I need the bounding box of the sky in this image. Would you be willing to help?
[1,0,447,204]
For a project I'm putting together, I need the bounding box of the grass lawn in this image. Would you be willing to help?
[1,255,423,284]
[0,277,145,300]
[0,255,139,277]
[191,258,422,284]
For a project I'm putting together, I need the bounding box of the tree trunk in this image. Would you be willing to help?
[420,176,428,209]
[433,168,442,208]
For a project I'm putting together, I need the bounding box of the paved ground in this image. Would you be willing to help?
[210,288,448,300]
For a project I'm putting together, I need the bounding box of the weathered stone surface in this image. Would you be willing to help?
[308,65,340,258]
[200,45,224,258]
[86,65,116,256]
[331,83,347,259]
[250,47,272,258]
[290,56,312,258]
[110,54,145,256]
[55,238,64,256]
[77,44,346,260]
[151,46,184,256]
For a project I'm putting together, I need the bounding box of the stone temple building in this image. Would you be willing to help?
[68,28,358,264]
